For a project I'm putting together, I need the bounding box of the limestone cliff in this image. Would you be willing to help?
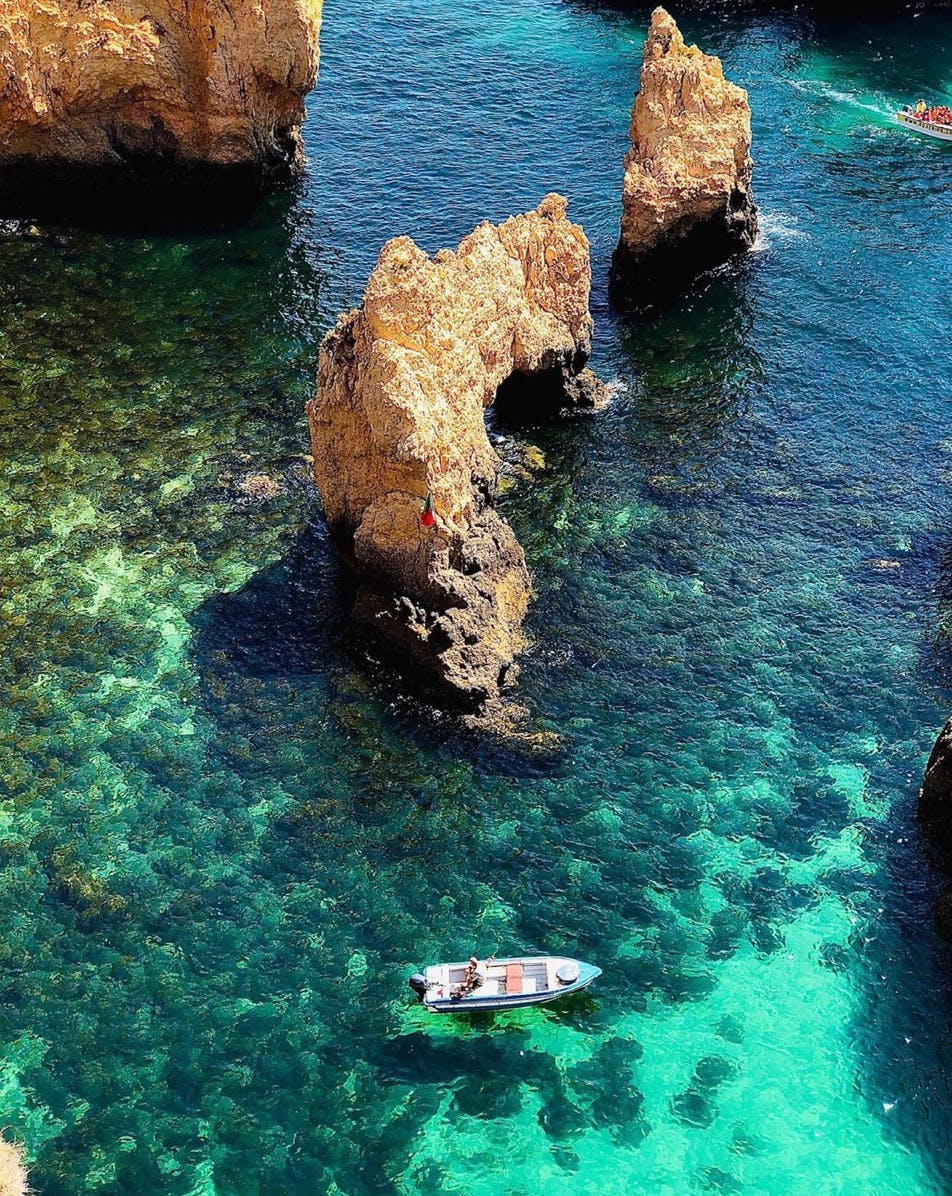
[307,194,603,719]
[0,0,322,217]
[611,7,757,303]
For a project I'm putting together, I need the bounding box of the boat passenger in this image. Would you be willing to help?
[451,957,480,999]
[451,956,488,999]
[915,100,927,116]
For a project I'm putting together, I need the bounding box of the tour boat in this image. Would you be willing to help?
[409,955,601,1013]
[897,107,952,142]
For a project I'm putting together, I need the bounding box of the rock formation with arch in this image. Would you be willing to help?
[307,194,604,723]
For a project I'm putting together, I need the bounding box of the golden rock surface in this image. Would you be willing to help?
[0,0,322,178]
[0,1137,26,1196]
[614,7,756,295]
[308,194,602,716]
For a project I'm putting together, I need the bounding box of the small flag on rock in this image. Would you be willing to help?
[419,491,437,529]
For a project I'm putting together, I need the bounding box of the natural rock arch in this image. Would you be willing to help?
[307,194,604,723]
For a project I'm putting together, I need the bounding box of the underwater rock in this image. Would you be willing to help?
[611,7,757,305]
[920,717,952,825]
[49,846,128,922]
[307,193,603,721]
[235,472,282,503]
[0,0,322,220]
[0,1137,27,1196]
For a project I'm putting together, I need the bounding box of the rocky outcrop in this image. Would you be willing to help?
[611,7,757,305]
[919,719,952,940]
[0,1137,26,1196]
[307,194,603,721]
[921,717,952,826]
[0,0,322,219]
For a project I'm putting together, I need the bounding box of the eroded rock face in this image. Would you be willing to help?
[307,194,603,719]
[921,717,952,825]
[611,7,757,304]
[0,0,322,217]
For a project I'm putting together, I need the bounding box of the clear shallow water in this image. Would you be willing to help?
[1,2,952,1192]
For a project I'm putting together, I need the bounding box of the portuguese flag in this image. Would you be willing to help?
[419,491,437,529]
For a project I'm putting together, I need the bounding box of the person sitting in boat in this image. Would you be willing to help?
[915,100,927,117]
[451,956,488,999]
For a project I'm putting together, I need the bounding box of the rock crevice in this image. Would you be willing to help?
[611,6,757,304]
[307,194,603,720]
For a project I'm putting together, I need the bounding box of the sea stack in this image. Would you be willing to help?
[611,7,757,305]
[307,194,603,724]
[0,0,322,219]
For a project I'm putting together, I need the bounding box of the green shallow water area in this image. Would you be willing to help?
[2,2,952,1193]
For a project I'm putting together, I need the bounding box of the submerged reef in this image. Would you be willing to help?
[0,0,322,221]
[611,7,757,306]
[307,193,604,725]
[0,1138,26,1196]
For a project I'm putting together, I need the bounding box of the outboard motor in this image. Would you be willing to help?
[409,973,428,1000]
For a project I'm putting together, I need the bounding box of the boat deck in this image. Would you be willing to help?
[447,958,549,997]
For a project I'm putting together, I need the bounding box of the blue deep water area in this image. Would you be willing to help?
[1,1,952,1192]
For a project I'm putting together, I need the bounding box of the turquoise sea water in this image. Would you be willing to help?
[2,2,952,1192]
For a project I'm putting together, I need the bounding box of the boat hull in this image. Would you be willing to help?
[419,955,601,1013]
[897,111,952,141]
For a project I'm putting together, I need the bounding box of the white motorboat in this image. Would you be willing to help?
[409,955,601,1013]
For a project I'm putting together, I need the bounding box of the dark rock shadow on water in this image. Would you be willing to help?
[856,807,952,1196]
[616,262,766,476]
[189,515,576,786]
[912,534,952,877]
[0,164,312,235]
[928,537,952,680]
[843,536,952,1196]
[800,9,952,73]
[191,519,348,688]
